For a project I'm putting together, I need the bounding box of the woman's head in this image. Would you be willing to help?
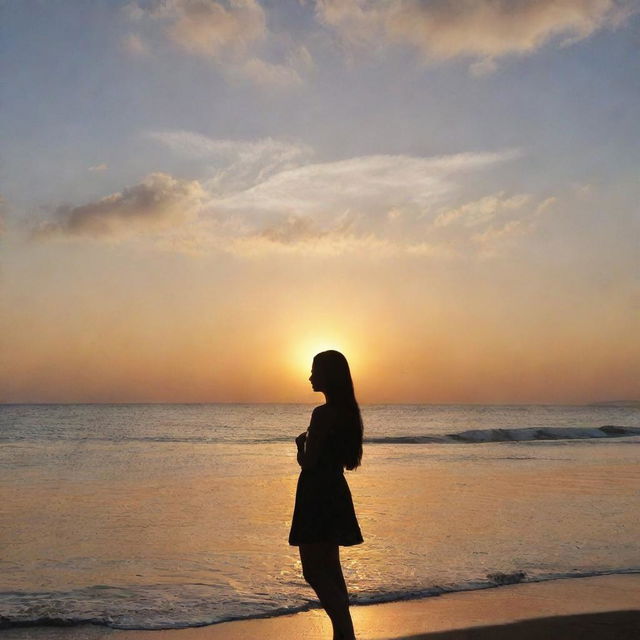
[309,350,355,399]
[309,350,363,470]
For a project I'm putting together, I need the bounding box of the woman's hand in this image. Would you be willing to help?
[295,432,307,467]
[295,432,307,449]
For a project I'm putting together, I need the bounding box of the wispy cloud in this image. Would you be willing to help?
[240,51,310,88]
[434,193,557,258]
[121,32,150,56]
[210,150,518,221]
[88,163,109,173]
[434,193,532,228]
[146,130,311,164]
[147,130,314,192]
[315,0,638,73]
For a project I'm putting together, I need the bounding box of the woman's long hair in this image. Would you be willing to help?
[313,350,363,470]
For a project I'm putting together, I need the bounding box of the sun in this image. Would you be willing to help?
[292,337,355,376]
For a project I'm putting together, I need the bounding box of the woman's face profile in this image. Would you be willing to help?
[309,361,325,392]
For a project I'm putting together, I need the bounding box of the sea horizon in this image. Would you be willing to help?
[2,399,639,407]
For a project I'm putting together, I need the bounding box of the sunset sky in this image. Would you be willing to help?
[1,0,639,404]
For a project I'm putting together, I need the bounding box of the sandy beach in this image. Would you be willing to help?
[3,574,639,640]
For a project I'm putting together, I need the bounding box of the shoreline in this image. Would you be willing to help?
[3,573,639,639]
[3,569,640,632]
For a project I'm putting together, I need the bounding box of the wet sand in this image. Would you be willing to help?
[3,573,639,640]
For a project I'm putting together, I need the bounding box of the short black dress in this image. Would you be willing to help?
[288,417,363,547]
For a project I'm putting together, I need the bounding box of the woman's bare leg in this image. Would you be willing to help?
[326,545,354,640]
[330,545,349,600]
[299,543,356,640]
[299,544,341,638]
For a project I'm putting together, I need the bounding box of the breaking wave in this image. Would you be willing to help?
[365,425,640,445]
[1,568,639,630]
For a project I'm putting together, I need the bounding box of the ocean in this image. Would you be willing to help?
[1,403,639,630]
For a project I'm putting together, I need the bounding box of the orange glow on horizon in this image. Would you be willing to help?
[1,242,639,405]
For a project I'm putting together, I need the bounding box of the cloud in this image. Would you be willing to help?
[35,137,547,258]
[469,56,498,77]
[35,173,205,238]
[127,0,310,86]
[241,212,362,252]
[88,163,108,172]
[315,0,385,50]
[434,192,531,228]
[151,0,266,58]
[208,151,553,257]
[124,1,636,80]
[198,147,527,255]
[147,130,313,192]
[147,130,307,160]
[241,56,305,87]
[387,0,634,59]
[122,33,149,56]
[231,226,395,257]
[315,0,638,71]
[466,195,557,258]
[211,150,518,221]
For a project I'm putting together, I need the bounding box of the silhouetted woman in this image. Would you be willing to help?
[289,350,364,640]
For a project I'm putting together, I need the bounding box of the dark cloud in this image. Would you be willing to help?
[35,173,204,238]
